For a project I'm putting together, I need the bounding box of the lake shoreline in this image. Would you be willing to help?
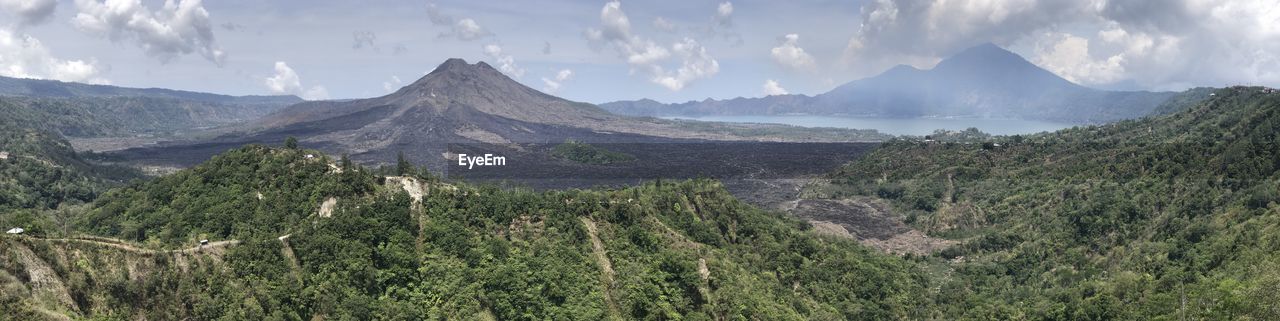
[660,115,1075,136]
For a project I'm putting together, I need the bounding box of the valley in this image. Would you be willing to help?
[4,145,931,320]
[0,34,1274,320]
[95,59,890,171]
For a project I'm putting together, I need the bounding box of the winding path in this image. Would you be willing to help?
[11,235,240,255]
[580,217,622,319]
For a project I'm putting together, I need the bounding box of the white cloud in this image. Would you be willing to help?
[541,69,573,93]
[426,3,492,41]
[0,28,108,84]
[71,0,226,66]
[382,75,402,93]
[586,1,719,91]
[1,0,57,26]
[714,2,734,27]
[651,38,720,91]
[1032,33,1125,85]
[453,19,490,40]
[555,69,573,81]
[653,17,676,32]
[263,62,298,93]
[482,44,524,78]
[841,0,1280,89]
[771,34,817,71]
[762,79,788,96]
[264,61,327,100]
[625,42,669,65]
[841,0,1079,75]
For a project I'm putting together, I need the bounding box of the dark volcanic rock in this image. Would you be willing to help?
[108,59,791,168]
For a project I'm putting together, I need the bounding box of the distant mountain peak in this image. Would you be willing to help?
[427,58,502,76]
[601,41,1174,123]
[969,42,1004,52]
[887,64,920,71]
[436,58,470,70]
[956,42,1012,56]
[934,42,1030,70]
[400,58,518,95]
[275,56,620,137]
[881,64,923,77]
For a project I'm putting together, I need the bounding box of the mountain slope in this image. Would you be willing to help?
[0,75,303,142]
[602,43,1177,124]
[2,145,931,320]
[249,58,859,149]
[109,59,889,168]
[211,59,727,166]
[254,59,615,130]
[1,96,296,138]
[0,75,301,106]
[811,86,1280,319]
[0,100,141,212]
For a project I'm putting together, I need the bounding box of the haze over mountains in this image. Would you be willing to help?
[110,58,886,168]
[0,75,302,139]
[0,76,301,107]
[602,43,1177,124]
[248,58,711,146]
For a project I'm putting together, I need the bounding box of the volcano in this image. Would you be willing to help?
[602,43,1177,124]
[109,58,859,168]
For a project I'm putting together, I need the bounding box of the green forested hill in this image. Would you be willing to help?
[0,88,300,219]
[79,145,376,245]
[6,84,1277,320]
[0,103,139,215]
[816,87,1280,319]
[5,144,931,320]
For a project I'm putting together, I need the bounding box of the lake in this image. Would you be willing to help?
[663,115,1076,136]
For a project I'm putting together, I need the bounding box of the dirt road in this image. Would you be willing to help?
[10,235,240,255]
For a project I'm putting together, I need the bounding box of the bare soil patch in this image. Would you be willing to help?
[790,198,955,255]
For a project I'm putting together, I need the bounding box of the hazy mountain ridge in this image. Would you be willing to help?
[0,75,302,106]
[1,96,295,138]
[109,59,888,168]
[0,76,304,139]
[230,59,734,165]
[602,43,1178,124]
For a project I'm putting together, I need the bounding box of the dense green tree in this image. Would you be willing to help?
[7,144,931,320]
[821,87,1280,319]
[396,151,413,176]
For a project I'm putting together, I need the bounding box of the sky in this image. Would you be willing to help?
[1,0,1278,104]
